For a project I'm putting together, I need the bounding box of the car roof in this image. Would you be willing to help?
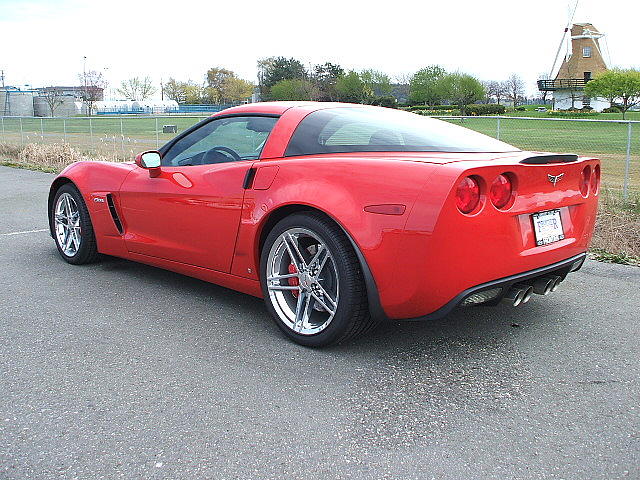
[212,101,375,117]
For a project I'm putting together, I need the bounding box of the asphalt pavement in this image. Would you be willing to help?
[0,165,638,479]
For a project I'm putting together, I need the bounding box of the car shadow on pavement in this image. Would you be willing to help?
[91,254,552,359]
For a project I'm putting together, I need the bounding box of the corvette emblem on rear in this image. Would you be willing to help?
[548,173,564,186]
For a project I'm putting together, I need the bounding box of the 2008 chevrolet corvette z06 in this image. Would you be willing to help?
[48,102,599,346]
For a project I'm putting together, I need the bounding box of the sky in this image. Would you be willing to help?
[0,0,638,99]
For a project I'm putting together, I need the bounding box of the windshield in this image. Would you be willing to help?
[285,107,519,156]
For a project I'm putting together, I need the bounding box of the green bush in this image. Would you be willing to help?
[370,96,397,108]
[465,104,506,115]
[603,106,621,113]
[515,106,526,111]
[408,104,459,111]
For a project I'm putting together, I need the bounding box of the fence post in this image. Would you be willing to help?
[118,117,124,158]
[497,117,501,141]
[155,117,159,149]
[1,116,4,143]
[623,121,632,201]
[89,117,94,153]
[40,118,44,142]
[20,117,23,145]
[63,119,67,143]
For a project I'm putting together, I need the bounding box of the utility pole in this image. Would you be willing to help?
[160,78,164,101]
[0,69,4,88]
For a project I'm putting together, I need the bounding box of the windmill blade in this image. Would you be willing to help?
[549,0,580,78]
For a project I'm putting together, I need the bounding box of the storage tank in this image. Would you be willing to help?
[0,90,35,116]
[33,96,48,116]
[34,96,86,116]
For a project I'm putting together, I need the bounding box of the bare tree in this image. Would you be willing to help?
[485,80,508,105]
[78,70,107,115]
[116,76,156,100]
[42,89,64,116]
[506,74,525,108]
[537,72,551,104]
[393,73,412,103]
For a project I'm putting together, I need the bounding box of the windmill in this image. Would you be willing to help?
[537,1,612,111]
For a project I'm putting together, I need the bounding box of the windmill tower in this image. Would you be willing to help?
[538,23,610,111]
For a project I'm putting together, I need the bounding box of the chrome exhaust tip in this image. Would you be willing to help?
[548,275,562,292]
[503,284,534,307]
[533,277,555,295]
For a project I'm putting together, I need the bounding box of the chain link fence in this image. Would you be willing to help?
[1,114,638,198]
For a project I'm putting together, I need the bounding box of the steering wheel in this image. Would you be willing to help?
[204,146,242,163]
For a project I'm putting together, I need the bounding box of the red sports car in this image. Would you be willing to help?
[48,102,600,346]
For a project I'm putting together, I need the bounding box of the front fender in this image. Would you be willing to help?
[48,161,136,253]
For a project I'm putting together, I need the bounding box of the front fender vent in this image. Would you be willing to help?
[520,154,579,164]
[106,193,124,234]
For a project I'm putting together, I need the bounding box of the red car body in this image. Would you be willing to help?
[48,102,599,321]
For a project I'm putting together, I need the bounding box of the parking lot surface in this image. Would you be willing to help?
[0,166,638,479]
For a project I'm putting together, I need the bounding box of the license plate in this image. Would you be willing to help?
[532,209,565,246]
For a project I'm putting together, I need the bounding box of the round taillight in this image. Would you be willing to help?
[580,166,591,197]
[590,164,600,195]
[490,174,513,209]
[456,176,480,214]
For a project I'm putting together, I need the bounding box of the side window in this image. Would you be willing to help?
[162,116,278,167]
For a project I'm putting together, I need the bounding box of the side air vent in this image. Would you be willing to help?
[106,193,124,234]
[520,154,579,164]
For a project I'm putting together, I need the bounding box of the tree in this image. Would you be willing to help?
[257,57,276,98]
[116,76,156,100]
[42,89,64,116]
[220,76,254,103]
[506,74,525,108]
[78,70,107,115]
[312,62,344,101]
[360,69,392,99]
[439,73,485,115]
[336,71,369,103]
[585,69,640,119]
[409,65,446,105]
[484,80,507,105]
[270,79,319,101]
[260,57,307,92]
[182,81,205,104]
[205,67,235,103]
[393,73,412,104]
[164,77,186,103]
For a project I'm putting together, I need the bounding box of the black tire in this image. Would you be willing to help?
[51,183,99,265]
[260,212,376,347]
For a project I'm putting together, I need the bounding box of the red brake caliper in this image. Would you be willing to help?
[288,263,300,298]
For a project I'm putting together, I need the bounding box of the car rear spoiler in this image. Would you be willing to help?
[520,154,579,164]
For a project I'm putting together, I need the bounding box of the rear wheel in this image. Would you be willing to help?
[260,212,375,347]
[52,183,99,265]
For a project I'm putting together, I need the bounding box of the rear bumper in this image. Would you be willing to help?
[389,252,586,322]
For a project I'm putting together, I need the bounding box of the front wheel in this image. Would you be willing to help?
[260,212,375,347]
[51,183,99,265]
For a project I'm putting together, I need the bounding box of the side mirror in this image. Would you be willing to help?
[135,151,162,177]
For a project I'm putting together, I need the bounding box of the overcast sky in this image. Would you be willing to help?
[1,0,638,98]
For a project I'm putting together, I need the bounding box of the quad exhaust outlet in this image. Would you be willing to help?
[503,276,563,306]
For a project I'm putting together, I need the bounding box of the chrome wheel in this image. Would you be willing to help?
[54,192,82,257]
[266,227,339,335]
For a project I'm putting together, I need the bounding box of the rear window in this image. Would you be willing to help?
[285,107,519,156]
